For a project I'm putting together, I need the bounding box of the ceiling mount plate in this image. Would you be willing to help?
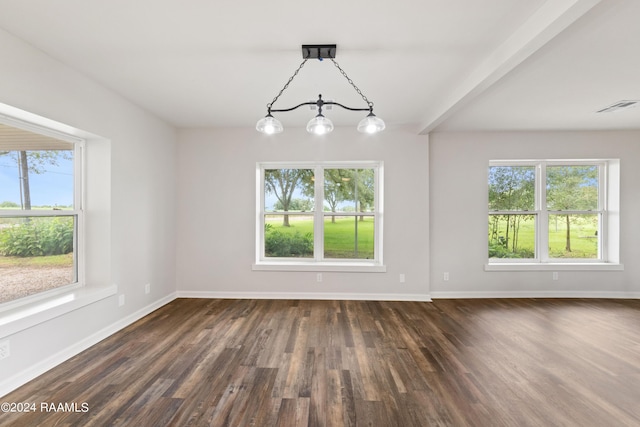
[302,44,336,59]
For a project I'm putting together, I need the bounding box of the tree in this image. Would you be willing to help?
[546,166,598,253]
[488,166,535,255]
[323,169,350,223]
[323,169,375,222]
[265,169,313,226]
[354,169,375,221]
[19,151,31,209]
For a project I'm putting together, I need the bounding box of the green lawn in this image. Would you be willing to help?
[266,216,374,258]
[490,215,598,258]
[0,253,74,267]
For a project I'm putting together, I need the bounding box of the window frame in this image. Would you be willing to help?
[253,161,385,272]
[0,117,85,308]
[487,159,621,270]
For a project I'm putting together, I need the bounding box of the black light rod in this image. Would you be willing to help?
[270,101,370,113]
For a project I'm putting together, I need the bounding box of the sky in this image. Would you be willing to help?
[0,152,74,207]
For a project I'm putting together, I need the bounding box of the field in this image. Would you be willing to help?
[490,215,599,258]
[265,216,374,259]
[0,253,74,268]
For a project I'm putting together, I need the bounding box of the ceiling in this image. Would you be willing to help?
[0,0,637,133]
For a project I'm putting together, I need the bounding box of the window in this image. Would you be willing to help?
[254,161,384,272]
[488,160,619,266]
[0,121,83,305]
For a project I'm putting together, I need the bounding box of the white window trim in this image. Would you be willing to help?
[0,106,114,338]
[486,159,623,271]
[0,140,87,291]
[253,161,386,272]
[484,263,624,272]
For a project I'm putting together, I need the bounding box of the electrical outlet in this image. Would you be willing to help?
[0,341,10,360]
[119,294,125,307]
[399,274,405,283]
[553,272,559,281]
[317,273,322,282]
[145,283,151,294]
[444,272,450,281]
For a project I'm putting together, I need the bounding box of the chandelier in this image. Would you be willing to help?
[256,44,386,135]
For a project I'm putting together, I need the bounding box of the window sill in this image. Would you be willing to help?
[484,263,624,272]
[0,284,117,339]
[252,262,387,273]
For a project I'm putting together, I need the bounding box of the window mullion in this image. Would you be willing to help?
[314,166,324,261]
[75,141,85,285]
[539,162,548,262]
[257,166,265,261]
[598,163,606,260]
[75,141,85,211]
[377,165,383,264]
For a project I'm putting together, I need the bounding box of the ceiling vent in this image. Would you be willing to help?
[596,100,640,113]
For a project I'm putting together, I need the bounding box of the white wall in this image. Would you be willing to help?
[0,28,178,392]
[176,126,430,300]
[430,131,640,298]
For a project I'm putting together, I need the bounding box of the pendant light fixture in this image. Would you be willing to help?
[256,44,385,135]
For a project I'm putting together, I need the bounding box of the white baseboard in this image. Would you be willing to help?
[176,290,432,302]
[0,292,178,398]
[431,290,640,299]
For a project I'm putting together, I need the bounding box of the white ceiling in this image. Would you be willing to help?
[0,0,637,133]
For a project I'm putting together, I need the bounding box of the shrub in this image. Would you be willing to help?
[265,230,313,257]
[0,217,74,257]
[488,243,534,259]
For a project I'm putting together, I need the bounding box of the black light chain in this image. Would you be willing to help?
[330,58,374,108]
[267,58,308,109]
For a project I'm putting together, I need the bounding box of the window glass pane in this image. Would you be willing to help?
[488,214,535,259]
[0,216,76,304]
[324,215,374,259]
[264,169,314,212]
[548,214,599,258]
[324,169,375,214]
[546,165,598,211]
[488,166,535,211]
[264,214,313,258]
[0,149,74,210]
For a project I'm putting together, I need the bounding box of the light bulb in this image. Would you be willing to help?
[306,114,334,135]
[256,115,283,134]
[357,113,385,134]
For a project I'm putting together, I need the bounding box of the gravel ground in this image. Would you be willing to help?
[0,266,74,304]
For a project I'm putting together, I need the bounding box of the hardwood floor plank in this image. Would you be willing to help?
[284,317,301,354]
[308,348,327,427]
[275,398,309,427]
[282,315,309,399]
[325,369,343,427]
[354,399,391,427]
[339,370,356,427]
[236,367,279,426]
[1,298,640,426]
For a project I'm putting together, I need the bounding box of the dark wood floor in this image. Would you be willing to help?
[1,298,640,426]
